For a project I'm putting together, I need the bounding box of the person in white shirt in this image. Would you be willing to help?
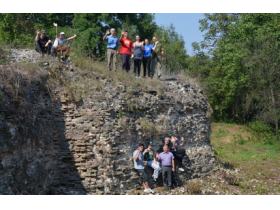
[52,23,77,61]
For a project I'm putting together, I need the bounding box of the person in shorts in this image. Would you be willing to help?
[133,143,154,193]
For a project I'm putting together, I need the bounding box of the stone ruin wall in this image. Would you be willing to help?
[0,50,217,194]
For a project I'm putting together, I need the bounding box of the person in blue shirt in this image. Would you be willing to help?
[143,39,153,79]
[103,28,119,72]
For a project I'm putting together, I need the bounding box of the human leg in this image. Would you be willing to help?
[121,54,126,70]
[47,43,52,55]
[166,167,172,188]
[143,57,147,77]
[147,161,161,179]
[107,49,112,70]
[126,54,131,72]
[156,59,162,78]
[151,58,156,78]
[147,56,151,77]
[35,42,43,56]
[112,49,117,71]
[61,46,70,57]
[134,59,137,76]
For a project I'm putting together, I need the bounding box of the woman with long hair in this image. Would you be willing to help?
[133,35,144,77]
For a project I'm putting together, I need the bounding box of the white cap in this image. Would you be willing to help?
[110,28,115,32]
[60,32,65,35]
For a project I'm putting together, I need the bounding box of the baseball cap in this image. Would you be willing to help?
[41,30,46,34]
[164,137,170,141]
[148,141,153,145]
[60,32,65,35]
[172,134,179,138]
[110,28,116,32]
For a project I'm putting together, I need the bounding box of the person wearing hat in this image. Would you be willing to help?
[52,23,77,61]
[35,29,52,56]
[143,141,161,181]
[103,28,119,72]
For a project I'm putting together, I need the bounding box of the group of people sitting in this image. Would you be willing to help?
[35,23,76,61]
[133,134,185,193]
[103,28,164,79]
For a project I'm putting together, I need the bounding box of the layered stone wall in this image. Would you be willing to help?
[0,50,216,194]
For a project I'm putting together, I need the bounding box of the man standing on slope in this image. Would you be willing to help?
[156,145,175,191]
[133,144,154,194]
[103,28,119,71]
[151,36,164,79]
[35,29,52,57]
[52,23,77,61]
[119,30,134,72]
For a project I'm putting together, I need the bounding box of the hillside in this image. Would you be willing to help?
[0,49,216,195]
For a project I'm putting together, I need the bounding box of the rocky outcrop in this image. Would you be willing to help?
[0,50,216,194]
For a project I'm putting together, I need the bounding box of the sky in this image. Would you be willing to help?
[155,13,205,55]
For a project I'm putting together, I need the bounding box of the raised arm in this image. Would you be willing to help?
[119,30,124,42]
[67,34,77,41]
[35,29,40,42]
[53,23,58,38]
[103,29,110,41]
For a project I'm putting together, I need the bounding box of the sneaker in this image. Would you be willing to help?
[144,189,150,193]
[149,189,154,193]
[178,167,184,172]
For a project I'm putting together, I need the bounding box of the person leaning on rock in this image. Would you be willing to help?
[52,23,77,61]
[35,29,52,57]
[170,134,184,172]
[143,141,161,182]
[103,28,119,72]
[156,145,175,191]
[133,143,154,194]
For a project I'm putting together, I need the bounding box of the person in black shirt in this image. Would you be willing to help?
[35,29,52,56]
[156,137,172,155]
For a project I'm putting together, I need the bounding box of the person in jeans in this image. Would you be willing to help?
[143,39,153,79]
[156,145,175,191]
[52,23,77,61]
[151,36,164,79]
[133,143,154,193]
[133,35,144,77]
[119,30,134,72]
[103,28,119,71]
[35,29,52,56]
[170,134,184,172]
[143,141,161,181]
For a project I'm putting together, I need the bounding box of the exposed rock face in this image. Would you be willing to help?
[0,50,216,194]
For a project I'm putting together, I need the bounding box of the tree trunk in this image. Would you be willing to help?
[270,86,279,141]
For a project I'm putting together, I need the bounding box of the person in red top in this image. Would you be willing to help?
[119,30,134,72]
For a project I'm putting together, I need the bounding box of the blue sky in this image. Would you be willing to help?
[155,13,205,55]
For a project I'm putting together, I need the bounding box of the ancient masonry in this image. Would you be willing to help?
[0,50,217,194]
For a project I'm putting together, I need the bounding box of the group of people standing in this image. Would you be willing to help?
[103,28,164,79]
[133,134,185,193]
